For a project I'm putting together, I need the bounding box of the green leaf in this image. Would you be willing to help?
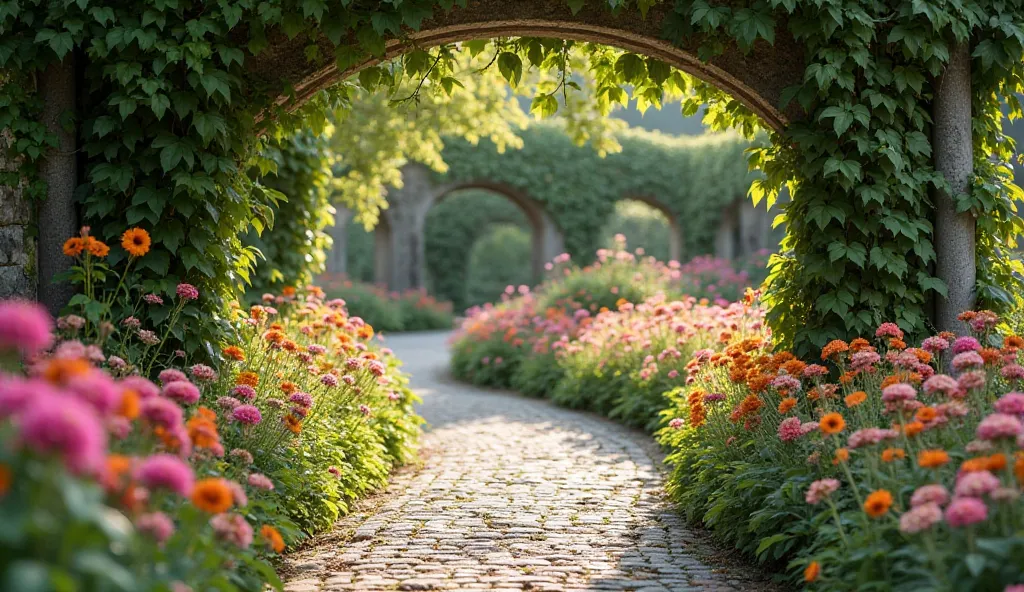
[497,52,523,87]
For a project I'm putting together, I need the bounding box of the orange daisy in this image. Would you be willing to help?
[863,489,893,518]
[191,478,234,513]
[120,228,151,257]
[820,413,846,435]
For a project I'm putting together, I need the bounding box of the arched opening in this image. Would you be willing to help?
[601,196,683,263]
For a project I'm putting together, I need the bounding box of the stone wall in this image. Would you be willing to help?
[0,129,35,299]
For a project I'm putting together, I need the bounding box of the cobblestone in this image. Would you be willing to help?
[283,332,778,591]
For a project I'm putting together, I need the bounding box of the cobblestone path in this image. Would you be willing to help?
[282,332,777,592]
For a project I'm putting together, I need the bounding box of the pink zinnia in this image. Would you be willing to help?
[143,293,164,305]
[230,404,262,425]
[921,336,950,353]
[158,369,189,385]
[850,351,881,371]
[247,473,274,490]
[955,471,1001,498]
[141,397,183,429]
[847,427,898,449]
[368,361,386,377]
[922,374,960,397]
[134,454,194,496]
[911,484,950,508]
[899,502,942,534]
[777,417,803,442]
[231,385,256,401]
[976,413,1023,441]
[119,376,160,399]
[994,392,1024,415]
[944,497,988,527]
[958,370,986,391]
[669,418,684,429]
[210,513,253,548]
[952,351,984,371]
[952,336,981,354]
[875,322,903,339]
[771,375,801,392]
[162,381,200,405]
[176,283,199,300]
[320,374,338,387]
[0,377,61,419]
[1001,364,1024,381]
[67,370,122,415]
[229,448,253,465]
[881,383,917,403]
[136,512,175,544]
[805,478,840,505]
[189,364,217,382]
[217,396,241,410]
[288,392,313,408]
[19,394,106,475]
[0,300,54,355]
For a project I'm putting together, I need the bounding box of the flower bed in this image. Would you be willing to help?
[319,275,453,332]
[0,228,420,591]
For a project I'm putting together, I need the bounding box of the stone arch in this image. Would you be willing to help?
[713,197,780,260]
[246,1,806,132]
[615,194,684,263]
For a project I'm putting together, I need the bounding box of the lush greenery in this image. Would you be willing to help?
[464,224,534,308]
[601,200,675,263]
[319,275,453,332]
[450,244,1024,589]
[0,230,420,590]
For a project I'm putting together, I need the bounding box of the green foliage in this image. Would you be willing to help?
[464,225,533,308]
[3,0,1024,356]
[319,276,453,332]
[601,200,673,263]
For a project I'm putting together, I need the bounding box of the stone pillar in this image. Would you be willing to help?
[714,203,738,259]
[537,214,565,281]
[932,42,975,333]
[384,164,434,292]
[0,130,34,299]
[37,57,78,314]
[324,207,352,275]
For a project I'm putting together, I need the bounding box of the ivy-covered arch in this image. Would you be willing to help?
[4,0,1023,356]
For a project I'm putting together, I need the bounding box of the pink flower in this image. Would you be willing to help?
[669,418,684,429]
[802,364,829,378]
[777,417,804,442]
[805,479,840,504]
[911,484,950,508]
[288,392,313,408]
[227,480,248,507]
[143,293,164,305]
[137,330,159,346]
[176,283,199,300]
[141,397,183,429]
[952,336,981,354]
[122,316,141,330]
[210,513,253,548]
[922,374,960,397]
[976,413,1023,440]
[955,471,1001,497]
[771,375,801,392]
[247,473,274,490]
[846,428,898,449]
[0,377,61,419]
[921,336,950,353]
[881,383,917,403]
[850,351,881,371]
[19,394,106,475]
[217,396,241,410]
[66,370,122,415]
[899,503,942,534]
[994,392,1024,415]
[800,421,820,435]
[229,448,253,465]
[368,361,386,376]
[944,497,988,527]
[57,314,85,332]
[189,364,217,382]
[667,370,679,379]
[1002,364,1024,381]
[876,322,903,339]
[952,351,984,371]
[231,385,256,401]
[158,369,189,385]
[0,300,54,355]
[134,454,195,496]
[136,512,175,545]
[230,404,262,425]
[162,381,200,405]
[1005,586,1024,592]
[359,404,371,416]
[320,374,338,387]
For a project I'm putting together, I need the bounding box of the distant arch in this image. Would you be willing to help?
[618,194,684,263]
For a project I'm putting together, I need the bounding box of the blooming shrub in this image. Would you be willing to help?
[319,275,453,332]
[0,231,420,590]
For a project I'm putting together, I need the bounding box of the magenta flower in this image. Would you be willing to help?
[189,364,217,382]
[0,300,54,355]
[162,381,200,405]
[217,396,241,410]
[288,392,313,408]
[320,374,338,387]
[158,368,189,385]
[120,376,160,399]
[944,497,988,527]
[805,479,840,505]
[951,351,984,371]
[1001,364,1024,381]
[66,370,122,415]
[134,454,195,496]
[247,473,274,490]
[136,512,175,545]
[0,377,61,419]
[976,413,1023,441]
[359,404,371,417]
[210,513,253,548]
[994,392,1024,415]
[143,293,164,305]
[777,417,804,442]
[899,503,942,534]
[19,394,106,475]
[231,385,256,401]
[951,336,981,354]
[921,336,950,353]
[668,418,684,429]
[875,322,903,339]
[368,361,386,377]
[141,397,184,429]
[230,404,262,425]
[176,283,199,300]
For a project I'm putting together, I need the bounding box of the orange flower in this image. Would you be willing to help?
[191,478,233,513]
[222,345,245,361]
[881,448,905,463]
[280,381,297,395]
[1004,335,1024,351]
[961,457,989,473]
[777,397,797,414]
[844,391,867,407]
[283,414,302,434]
[833,448,850,465]
[821,340,849,360]
[986,453,1008,472]
[781,360,807,377]
[1015,453,1024,484]
[804,561,820,583]
[820,413,845,435]
[914,406,938,423]
[117,389,140,420]
[281,286,297,297]
[62,237,85,257]
[120,228,151,257]
[235,371,259,387]
[263,330,285,344]
[917,449,950,468]
[888,338,906,350]
[863,489,893,518]
[903,421,925,437]
[41,358,91,385]
[849,338,872,352]
[260,525,285,552]
[838,371,856,384]
[0,463,10,496]
[85,237,110,257]
[187,414,220,450]
[105,454,132,485]
[195,406,217,422]
[358,325,374,340]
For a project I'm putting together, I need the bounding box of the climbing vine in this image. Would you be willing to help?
[2,0,1023,355]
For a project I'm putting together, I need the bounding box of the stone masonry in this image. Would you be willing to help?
[282,332,779,592]
[0,129,34,299]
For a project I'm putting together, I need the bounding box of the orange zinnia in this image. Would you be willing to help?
[41,357,91,385]
[881,448,905,463]
[260,525,285,552]
[833,448,850,465]
[85,237,110,257]
[222,345,245,361]
[914,406,938,423]
[844,391,867,407]
[1015,453,1024,484]
[903,421,925,437]
[120,228,151,257]
[863,489,893,518]
[281,286,296,297]
[235,371,259,387]
[821,340,849,360]
[62,237,85,257]
[283,414,302,434]
[804,561,820,583]
[116,389,140,420]
[820,413,846,435]
[917,449,950,468]
[986,453,1008,472]
[191,478,233,513]
[777,397,797,414]
[279,381,297,394]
